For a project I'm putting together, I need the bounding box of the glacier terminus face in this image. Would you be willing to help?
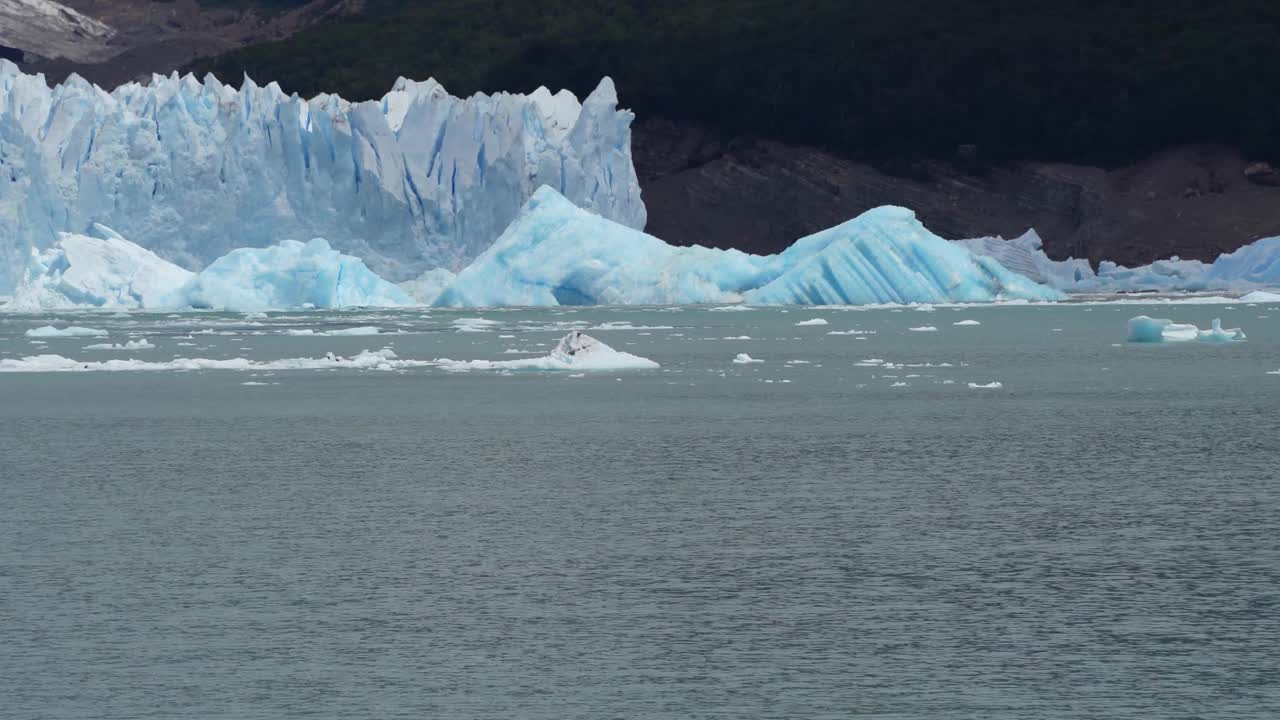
[0,61,645,294]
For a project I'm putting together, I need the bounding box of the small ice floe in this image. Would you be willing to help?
[453,317,500,332]
[786,360,812,365]
[908,326,938,332]
[795,318,829,326]
[968,382,1003,389]
[827,329,875,336]
[723,335,752,340]
[286,326,381,337]
[1126,316,1246,343]
[953,320,980,326]
[733,353,763,364]
[26,325,107,338]
[708,305,754,312]
[83,339,155,351]
[890,381,909,387]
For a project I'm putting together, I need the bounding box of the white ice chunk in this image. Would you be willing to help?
[967,382,1003,389]
[732,353,763,364]
[435,331,658,371]
[25,325,107,337]
[83,339,154,350]
[1126,315,1246,343]
[795,318,829,326]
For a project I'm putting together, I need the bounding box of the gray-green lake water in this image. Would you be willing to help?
[2,302,1278,718]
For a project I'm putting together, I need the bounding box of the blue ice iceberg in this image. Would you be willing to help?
[8,224,194,310]
[178,238,412,311]
[744,208,1064,305]
[0,62,644,293]
[435,187,1063,307]
[1126,316,1246,343]
[436,187,772,306]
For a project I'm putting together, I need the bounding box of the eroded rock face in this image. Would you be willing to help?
[633,119,1280,267]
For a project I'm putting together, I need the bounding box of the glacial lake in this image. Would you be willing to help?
[2,302,1278,718]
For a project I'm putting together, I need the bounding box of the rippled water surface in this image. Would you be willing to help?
[2,303,1279,718]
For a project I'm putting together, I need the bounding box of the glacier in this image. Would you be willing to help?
[435,187,1064,307]
[0,61,644,294]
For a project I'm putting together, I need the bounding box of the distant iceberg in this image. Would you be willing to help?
[0,61,644,294]
[435,187,1063,307]
[961,231,1280,294]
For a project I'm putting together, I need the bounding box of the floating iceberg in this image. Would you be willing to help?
[435,188,1062,307]
[178,238,412,311]
[0,61,644,294]
[962,231,1280,295]
[435,187,773,306]
[1126,316,1246,343]
[25,325,107,337]
[7,225,193,310]
[435,331,659,371]
[741,207,1064,305]
[955,230,1095,289]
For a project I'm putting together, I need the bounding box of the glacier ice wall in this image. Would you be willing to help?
[0,61,645,294]
[436,187,1063,307]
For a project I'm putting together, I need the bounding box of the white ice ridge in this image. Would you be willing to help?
[960,230,1280,294]
[0,332,659,373]
[0,62,645,294]
[435,187,1063,307]
[1126,316,1246,343]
